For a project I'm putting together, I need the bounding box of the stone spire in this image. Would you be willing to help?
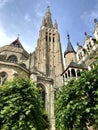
[42,16,47,27]
[54,19,58,29]
[64,34,75,57]
[45,6,53,28]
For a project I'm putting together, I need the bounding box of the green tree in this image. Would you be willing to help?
[0,78,49,130]
[55,65,98,130]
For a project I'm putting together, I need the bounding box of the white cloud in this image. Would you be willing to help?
[24,13,31,23]
[0,0,13,8]
[0,23,15,47]
[46,0,51,6]
[35,3,44,18]
[81,4,98,32]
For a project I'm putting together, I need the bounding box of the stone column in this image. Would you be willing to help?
[50,84,55,130]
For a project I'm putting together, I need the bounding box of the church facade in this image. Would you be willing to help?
[0,7,64,130]
[0,7,98,130]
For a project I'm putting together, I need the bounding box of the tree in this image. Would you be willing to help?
[55,65,98,130]
[0,78,49,130]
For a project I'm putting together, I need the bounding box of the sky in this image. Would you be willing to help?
[0,0,98,54]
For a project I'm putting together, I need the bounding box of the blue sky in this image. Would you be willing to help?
[0,0,98,54]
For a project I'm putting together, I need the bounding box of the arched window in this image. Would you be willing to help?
[7,55,18,63]
[77,70,81,77]
[37,83,45,108]
[68,70,70,77]
[0,72,8,85]
[71,69,76,77]
[65,73,67,79]
[78,52,82,60]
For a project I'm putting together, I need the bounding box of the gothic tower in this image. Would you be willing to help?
[35,6,64,88]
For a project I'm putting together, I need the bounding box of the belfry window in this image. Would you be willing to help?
[53,37,55,42]
[49,36,51,42]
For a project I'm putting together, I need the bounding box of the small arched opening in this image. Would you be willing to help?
[37,83,46,108]
[71,69,76,77]
[0,72,8,85]
[68,70,70,78]
[77,70,81,77]
[65,73,67,79]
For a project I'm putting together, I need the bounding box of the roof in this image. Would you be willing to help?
[64,34,75,56]
[61,60,87,76]
[10,38,23,48]
[68,60,79,68]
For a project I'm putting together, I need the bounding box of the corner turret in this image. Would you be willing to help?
[64,34,77,68]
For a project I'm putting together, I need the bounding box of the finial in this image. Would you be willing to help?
[17,34,20,39]
[67,33,70,40]
[84,32,87,36]
[47,5,50,9]
[47,5,50,12]
[94,18,97,23]
[77,42,79,46]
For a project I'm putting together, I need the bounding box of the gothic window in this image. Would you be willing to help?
[7,55,18,63]
[37,83,45,108]
[78,52,82,60]
[71,69,76,77]
[0,72,8,85]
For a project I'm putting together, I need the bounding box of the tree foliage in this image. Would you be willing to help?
[55,65,98,130]
[0,78,49,130]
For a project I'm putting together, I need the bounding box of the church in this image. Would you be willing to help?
[0,6,98,130]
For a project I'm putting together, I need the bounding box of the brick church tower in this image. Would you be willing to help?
[35,6,64,88]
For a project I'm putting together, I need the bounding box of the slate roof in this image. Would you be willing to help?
[61,60,87,76]
[64,34,75,56]
[10,38,23,48]
[68,60,79,68]
[68,60,87,68]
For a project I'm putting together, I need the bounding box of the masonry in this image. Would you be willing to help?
[0,7,98,130]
